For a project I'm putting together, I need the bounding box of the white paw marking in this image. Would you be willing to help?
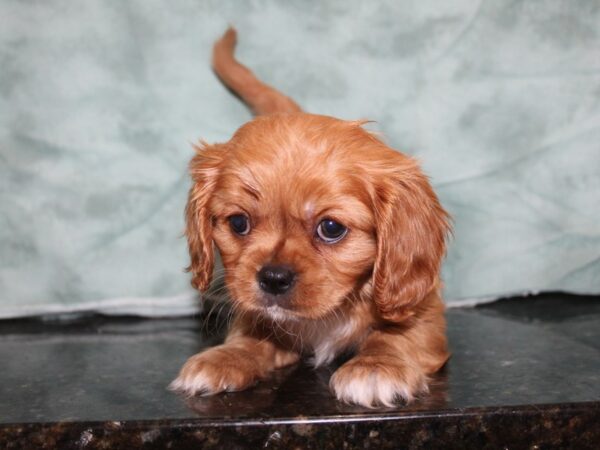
[330,363,428,408]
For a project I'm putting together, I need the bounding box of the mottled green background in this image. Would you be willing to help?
[1,0,599,317]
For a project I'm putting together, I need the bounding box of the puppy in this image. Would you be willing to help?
[170,28,451,408]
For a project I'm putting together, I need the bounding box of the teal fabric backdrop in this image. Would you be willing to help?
[1,1,599,317]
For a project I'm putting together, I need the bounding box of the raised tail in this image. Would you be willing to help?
[212,27,302,116]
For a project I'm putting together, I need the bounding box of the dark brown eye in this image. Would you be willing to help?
[229,215,250,235]
[317,219,347,243]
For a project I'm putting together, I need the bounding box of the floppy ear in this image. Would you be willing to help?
[185,143,224,292]
[371,157,450,322]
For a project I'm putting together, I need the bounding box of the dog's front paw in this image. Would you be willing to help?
[169,345,268,396]
[330,356,428,408]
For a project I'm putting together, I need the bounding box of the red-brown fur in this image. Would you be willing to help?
[171,28,451,407]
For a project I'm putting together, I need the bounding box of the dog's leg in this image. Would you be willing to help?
[330,295,449,407]
[170,317,300,395]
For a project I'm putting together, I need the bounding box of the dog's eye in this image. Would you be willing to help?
[317,219,347,243]
[229,214,250,235]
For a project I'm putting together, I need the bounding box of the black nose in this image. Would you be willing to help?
[257,265,295,295]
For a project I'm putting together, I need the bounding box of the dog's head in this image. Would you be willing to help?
[186,114,449,322]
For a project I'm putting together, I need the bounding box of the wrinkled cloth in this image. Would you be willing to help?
[1,0,599,317]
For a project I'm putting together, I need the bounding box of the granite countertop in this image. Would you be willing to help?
[1,293,599,449]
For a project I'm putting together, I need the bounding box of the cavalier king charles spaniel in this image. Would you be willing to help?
[170,28,451,408]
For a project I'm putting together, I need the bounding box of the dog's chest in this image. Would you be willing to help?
[305,314,370,367]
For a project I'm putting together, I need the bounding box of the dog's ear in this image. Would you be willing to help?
[185,143,224,292]
[371,156,450,322]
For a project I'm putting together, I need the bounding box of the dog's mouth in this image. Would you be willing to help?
[259,291,294,309]
[255,291,302,320]
[260,303,300,322]
[224,282,301,320]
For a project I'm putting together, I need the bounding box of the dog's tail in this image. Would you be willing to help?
[212,27,302,116]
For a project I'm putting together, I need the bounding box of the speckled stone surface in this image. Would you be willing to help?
[1,293,599,449]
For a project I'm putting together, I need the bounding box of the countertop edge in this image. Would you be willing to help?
[2,401,599,449]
